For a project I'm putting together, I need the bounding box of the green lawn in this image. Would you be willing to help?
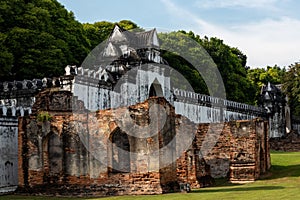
[1,151,300,200]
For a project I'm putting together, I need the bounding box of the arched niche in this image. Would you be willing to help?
[48,133,63,175]
[108,128,130,173]
[149,78,163,97]
[41,131,63,182]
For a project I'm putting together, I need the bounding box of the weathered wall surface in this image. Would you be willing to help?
[18,92,178,196]
[270,131,300,152]
[200,120,270,182]
[74,64,172,111]
[177,119,270,185]
[0,117,18,193]
[74,65,265,124]
[17,90,270,196]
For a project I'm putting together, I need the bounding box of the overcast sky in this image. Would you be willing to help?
[57,0,300,68]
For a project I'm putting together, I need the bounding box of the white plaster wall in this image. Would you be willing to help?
[0,117,18,193]
[73,66,262,124]
[174,102,259,124]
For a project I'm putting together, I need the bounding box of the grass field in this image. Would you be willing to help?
[1,151,300,200]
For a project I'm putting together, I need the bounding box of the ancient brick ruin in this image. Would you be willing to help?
[18,90,179,196]
[16,89,270,196]
[0,25,277,196]
[177,119,270,185]
[270,131,300,152]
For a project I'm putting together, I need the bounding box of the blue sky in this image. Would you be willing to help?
[57,0,300,68]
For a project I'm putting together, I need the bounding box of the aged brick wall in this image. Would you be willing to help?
[270,131,300,152]
[17,90,270,196]
[176,119,270,185]
[200,120,270,183]
[175,115,212,188]
[18,90,179,196]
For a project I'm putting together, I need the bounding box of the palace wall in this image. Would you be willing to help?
[0,117,18,193]
[17,92,179,196]
[16,90,270,196]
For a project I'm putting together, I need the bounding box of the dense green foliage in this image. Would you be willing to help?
[83,20,142,49]
[1,0,297,106]
[194,34,255,104]
[0,0,141,80]
[247,66,286,105]
[283,63,300,116]
[0,0,91,80]
[160,30,256,103]
[159,31,211,95]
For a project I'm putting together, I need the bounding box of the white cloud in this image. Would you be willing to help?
[160,0,300,68]
[196,0,280,9]
[227,17,300,67]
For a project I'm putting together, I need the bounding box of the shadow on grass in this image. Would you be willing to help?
[263,164,300,180]
[192,185,284,193]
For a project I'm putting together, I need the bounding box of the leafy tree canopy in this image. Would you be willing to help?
[0,0,291,106]
[162,30,256,104]
[283,63,300,116]
[0,0,90,80]
[0,0,142,81]
[83,20,142,50]
[247,66,286,105]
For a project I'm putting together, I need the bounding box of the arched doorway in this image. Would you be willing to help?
[109,128,130,173]
[149,78,163,97]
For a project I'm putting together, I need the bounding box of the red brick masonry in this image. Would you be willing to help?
[17,90,270,196]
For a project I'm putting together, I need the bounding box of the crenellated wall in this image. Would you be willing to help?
[0,75,74,118]
[72,65,266,124]
[73,63,173,111]
[0,66,266,123]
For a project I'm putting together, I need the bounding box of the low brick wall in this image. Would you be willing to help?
[177,119,270,185]
[17,172,165,197]
[270,131,300,152]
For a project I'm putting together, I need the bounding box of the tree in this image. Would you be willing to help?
[159,31,211,95]
[83,21,114,49]
[283,63,300,116]
[0,33,13,79]
[0,0,90,80]
[247,66,285,105]
[118,20,140,30]
[199,37,256,104]
[175,31,256,104]
[158,30,257,104]
[83,20,142,50]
